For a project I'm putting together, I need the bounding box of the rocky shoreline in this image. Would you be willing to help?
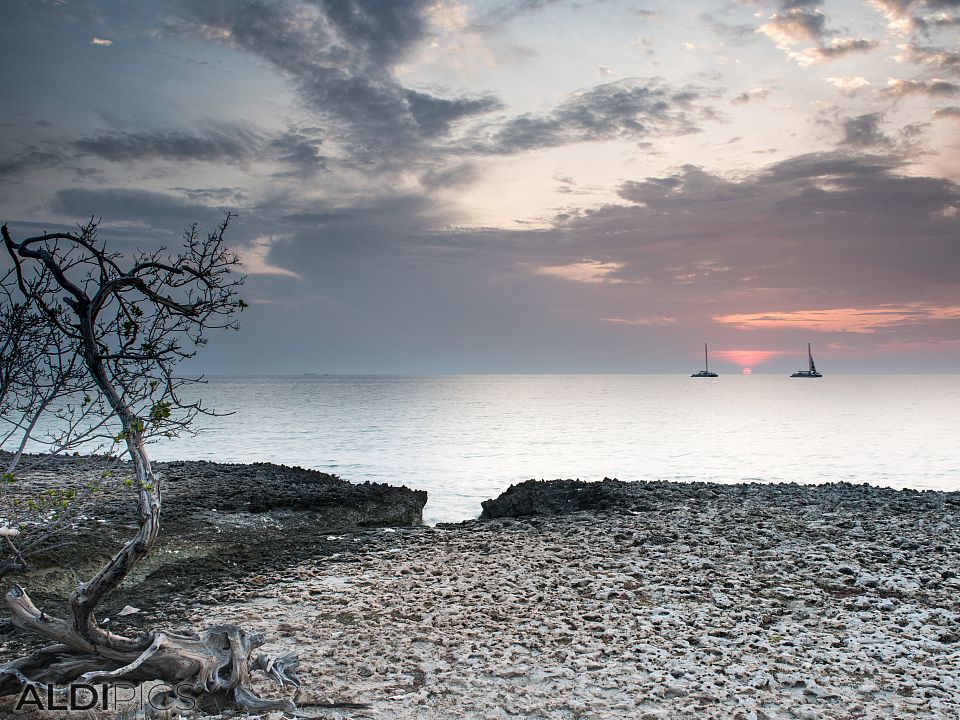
[0,453,426,634]
[2,462,960,718]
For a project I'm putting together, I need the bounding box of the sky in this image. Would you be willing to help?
[1,0,958,374]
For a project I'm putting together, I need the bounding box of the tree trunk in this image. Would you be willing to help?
[0,301,300,711]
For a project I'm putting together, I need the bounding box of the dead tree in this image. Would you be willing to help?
[0,217,299,711]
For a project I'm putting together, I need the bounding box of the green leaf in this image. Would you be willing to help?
[149,401,172,422]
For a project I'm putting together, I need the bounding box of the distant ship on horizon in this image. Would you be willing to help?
[790,343,822,378]
[691,343,718,377]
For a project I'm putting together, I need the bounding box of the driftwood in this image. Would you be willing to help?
[0,586,300,711]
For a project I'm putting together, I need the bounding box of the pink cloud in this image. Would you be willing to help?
[712,305,960,333]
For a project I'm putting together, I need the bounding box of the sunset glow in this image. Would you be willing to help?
[712,350,785,368]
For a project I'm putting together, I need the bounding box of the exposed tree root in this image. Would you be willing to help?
[0,585,299,712]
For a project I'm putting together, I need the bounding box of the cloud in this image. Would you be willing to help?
[702,14,760,45]
[535,259,624,284]
[0,146,67,179]
[825,76,872,95]
[758,4,827,47]
[238,236,302,278]
[933,105,960,120]
[269,128,328,174]
[24,147,960,372]
[714,305,960,333]
[52,187,222,231]
[476,79,707,155]
[896,44,960,76]
[790,38,878,66]
[757,2,877,66]
[90,37,112,46]
[475,0,599,26]
[869,0,960,33]
[731,88,771,105]
[169,0,499,162]
[73,124,263,163]
[603,315,677,326]
[0,123,330,179]
[169,186,249,204]
[840,113,891,148]
[883,77,960,97]
[502,153,960,343]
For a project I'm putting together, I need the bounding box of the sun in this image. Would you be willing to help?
[742,367,752,375]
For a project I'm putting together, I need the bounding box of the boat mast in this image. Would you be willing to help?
[808,343,816,373]
[704,342,709,372]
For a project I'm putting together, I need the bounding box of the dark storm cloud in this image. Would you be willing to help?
[475,79,706,155]
[404,91,501,137]
[2,123,328,182]
[52,188,223,231]
[168,0,500,161]
[73,125,262,163]
[0,146,66,179]
[840,113,890,148]
[269,129,328,174]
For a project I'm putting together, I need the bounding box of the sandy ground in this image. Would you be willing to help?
[196,483,960,720]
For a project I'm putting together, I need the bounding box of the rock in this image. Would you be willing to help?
[480,478,641,518]
[0,452,427,611]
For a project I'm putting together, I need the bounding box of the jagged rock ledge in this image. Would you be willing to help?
[480,476,959,519]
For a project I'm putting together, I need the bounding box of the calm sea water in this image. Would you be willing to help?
[137,374,960,525]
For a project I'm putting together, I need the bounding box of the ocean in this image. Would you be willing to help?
[139,374,960,525]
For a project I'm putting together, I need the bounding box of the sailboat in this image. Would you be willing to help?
[691,343,718,377]
[790,343,822,378]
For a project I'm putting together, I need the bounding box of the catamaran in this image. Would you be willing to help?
[790,343,822,378]
[691,343,718,377]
